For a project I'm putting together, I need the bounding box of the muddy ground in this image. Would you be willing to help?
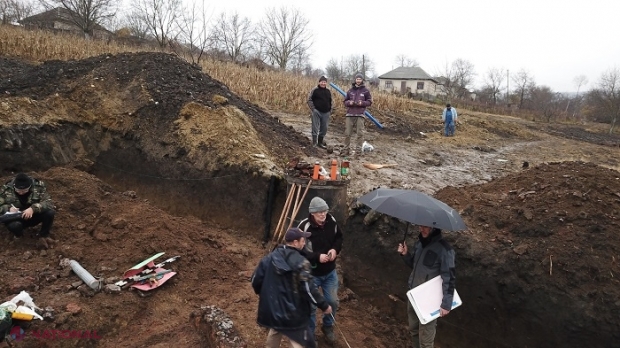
[0,52,619,348]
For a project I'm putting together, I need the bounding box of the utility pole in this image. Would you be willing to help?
[362,55,366,79]
[506,69,510,106]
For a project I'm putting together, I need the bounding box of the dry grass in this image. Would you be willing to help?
[0,25,432,117]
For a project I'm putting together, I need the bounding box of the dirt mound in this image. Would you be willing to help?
[0,52,323,230]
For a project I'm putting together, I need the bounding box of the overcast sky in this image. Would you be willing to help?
[197,0,618,92]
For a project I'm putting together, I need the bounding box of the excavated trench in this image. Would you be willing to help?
[0,124,278,234]
[2,52,619,348]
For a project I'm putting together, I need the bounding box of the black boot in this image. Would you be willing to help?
[318,136,327,149]
[312,135,318,147]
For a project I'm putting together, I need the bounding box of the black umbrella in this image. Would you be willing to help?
[358,188,467,231]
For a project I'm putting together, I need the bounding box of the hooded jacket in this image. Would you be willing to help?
[251,245,329,331]
[298,213,343,277]
[402,229,456,311]
[343,83,372,116]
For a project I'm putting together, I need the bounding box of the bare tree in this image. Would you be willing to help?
[131,0,183,48]
[42,0,115,37]
[530,85,562,122]
[585,68,620,133]
[570,75,588,120]
[438,58,476,101]
[121,11,150,39]
[325,58,345,82]
[344,54,374,80]
[483,67,506,104]
[393,54,419,68]
[512,69,535,109]
[256,6,312,70]
[209,11,253,63]
[175,0,210,64]
[1,0,37,24]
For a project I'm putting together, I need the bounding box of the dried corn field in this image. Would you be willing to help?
[0,25,428,116]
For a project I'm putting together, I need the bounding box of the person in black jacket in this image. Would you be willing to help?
[252,228,332,348]
[298,197,343,344]
[307,76,333,149]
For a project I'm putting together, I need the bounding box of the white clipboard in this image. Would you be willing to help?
[406,275,462,324]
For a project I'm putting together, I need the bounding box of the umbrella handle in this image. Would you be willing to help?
[402,224,409,244]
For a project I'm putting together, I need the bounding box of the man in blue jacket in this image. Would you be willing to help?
[441,103,458,136]
[398,225,456,348]
[252,228,332,348]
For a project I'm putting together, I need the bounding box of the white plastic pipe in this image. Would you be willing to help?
[69,260,101,291]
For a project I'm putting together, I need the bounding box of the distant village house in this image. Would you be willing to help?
[378,66,443,97]
[19,7,111,40]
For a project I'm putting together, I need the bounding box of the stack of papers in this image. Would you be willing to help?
[406,275,462,324]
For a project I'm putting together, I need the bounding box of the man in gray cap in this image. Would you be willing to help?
[0,173,56,248]
[298,196,343,344]
[343,73,372,156]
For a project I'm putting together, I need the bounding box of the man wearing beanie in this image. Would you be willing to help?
[252,228,332,348]
[343,73,372,156]
[0,173,56,249]
[307,75,333,149]
[298,196,343,344]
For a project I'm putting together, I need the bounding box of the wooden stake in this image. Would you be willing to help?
[549,255,553,276]
[273,184,299,247]
[285,179,313,233]
[272,184,296,244]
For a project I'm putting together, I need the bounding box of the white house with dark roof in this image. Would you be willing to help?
[377,66,443,96]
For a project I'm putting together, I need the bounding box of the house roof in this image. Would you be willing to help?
[20,7,108,32]
[378,66,436,82]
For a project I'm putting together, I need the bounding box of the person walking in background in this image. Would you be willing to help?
[397,225,456,348]
[442,103,458,136]
[298,197,343,344]
[343,73,372,156]
[307,75,333,149]
[252,228,332,348]
[0,173,56,249]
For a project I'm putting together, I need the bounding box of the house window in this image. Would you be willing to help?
[385,81,393,89]
[417,82,424,90]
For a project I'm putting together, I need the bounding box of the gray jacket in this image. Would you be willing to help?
[402,229,456,311]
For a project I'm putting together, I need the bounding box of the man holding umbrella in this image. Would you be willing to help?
[398,225,456,348]
[357,188,462,348]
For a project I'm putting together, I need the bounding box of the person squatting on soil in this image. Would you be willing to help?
[307,75,333,149]
[252,228,332,348]
[0,173,56,249]
[441,103,458,136]
[298,197,343,344]
[343,73,372,156]
[397,226,456,348]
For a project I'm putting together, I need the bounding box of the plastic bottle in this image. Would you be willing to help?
[313,161,320,180]
[330,159,338,180]
[341,158,350,178]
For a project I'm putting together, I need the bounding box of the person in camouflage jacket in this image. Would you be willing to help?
[0,173,55,246]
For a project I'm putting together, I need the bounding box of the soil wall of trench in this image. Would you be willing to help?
[342,213,620,348]
[0,124,281,237]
